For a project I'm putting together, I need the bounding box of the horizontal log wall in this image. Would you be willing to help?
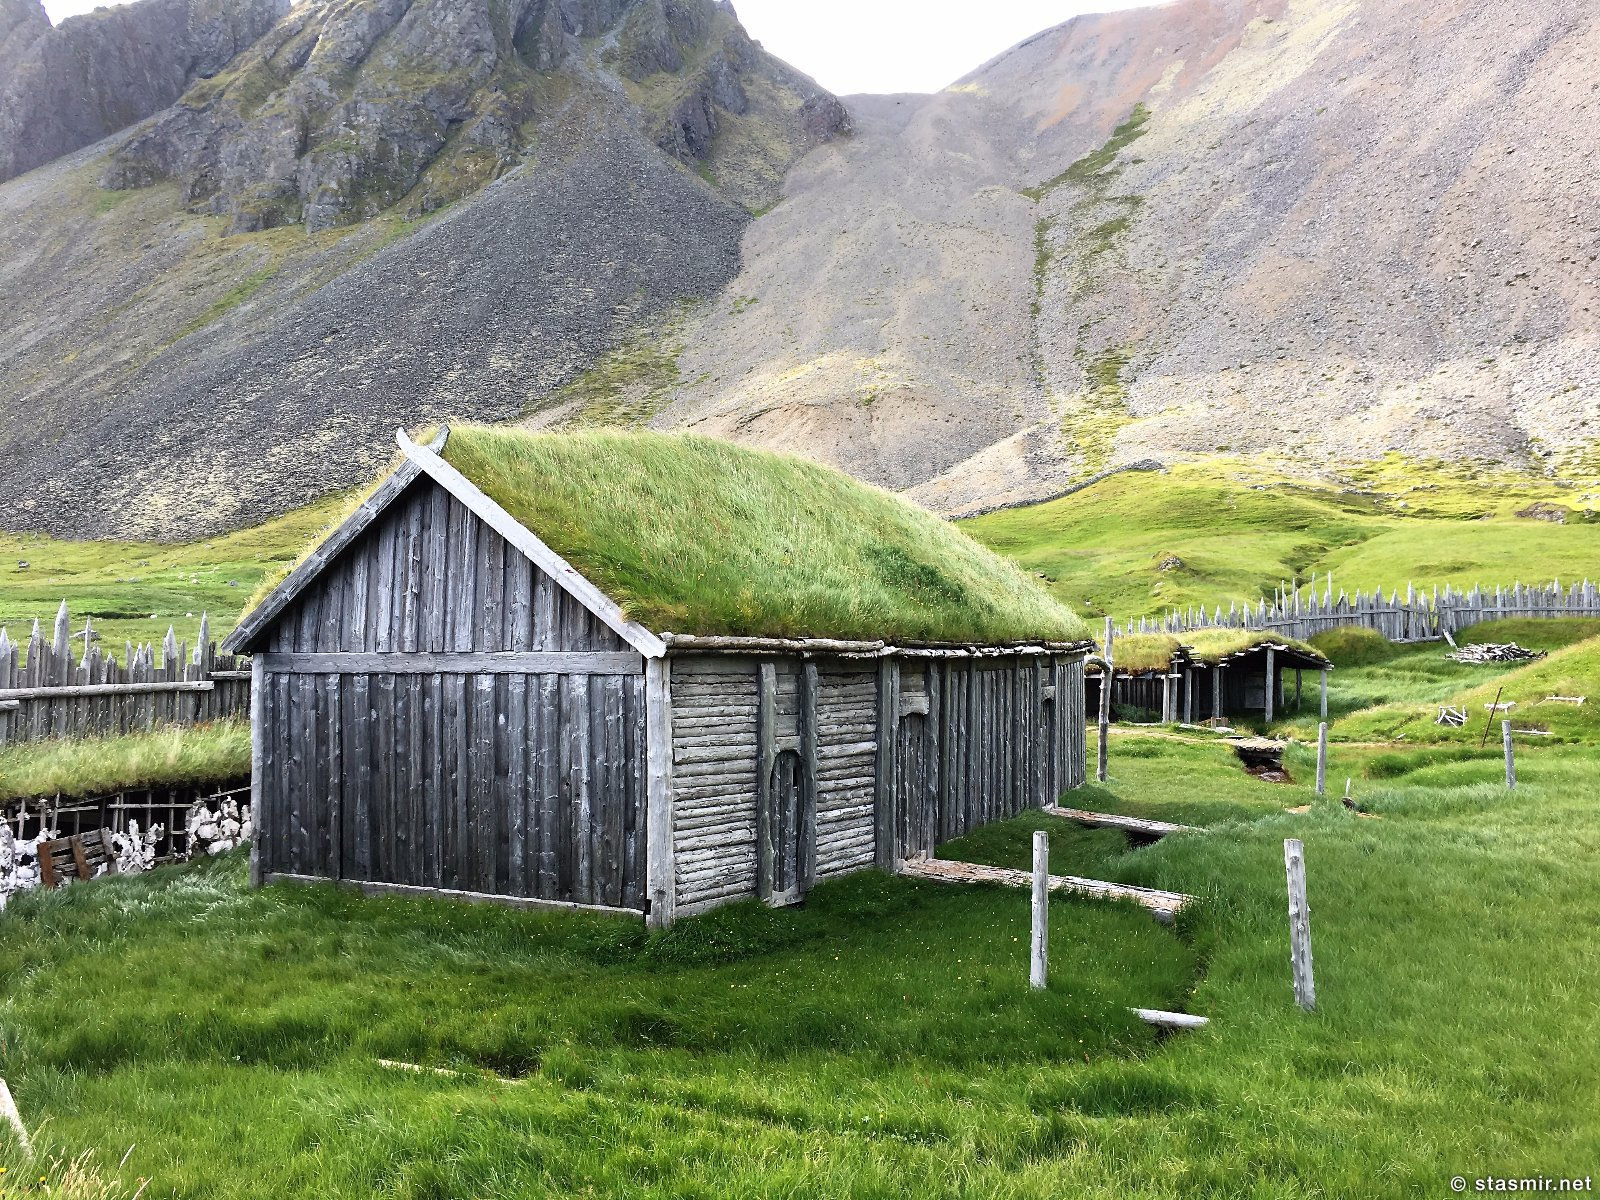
[670,659,760,909]
[813,664,878,879]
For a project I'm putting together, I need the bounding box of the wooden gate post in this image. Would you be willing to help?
[1030,830,1049,989]
[1284,838,1316,1011]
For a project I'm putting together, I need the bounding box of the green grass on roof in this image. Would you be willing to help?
[439,427,1087,644]
[1100,629,1329,674]
[1182,628,1329,667]
[0,722,250,803]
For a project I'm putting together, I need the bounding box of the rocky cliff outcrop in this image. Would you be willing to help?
[0,0,844,538]
[0,0,287,184]
[101,0,844,233]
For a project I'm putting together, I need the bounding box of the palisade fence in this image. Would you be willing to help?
[0,602,251,747]
[1117,578,1600,644]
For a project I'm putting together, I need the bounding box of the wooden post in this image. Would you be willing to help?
[1315,722,1328,796]
[1097,618,1113,783]
[0,1074,30,1154]
[1264,647,1276,723]
[1030,830,1049,989]
[1183,668,1194,725]
[1213,665,1224,724]
[1319,669,1329,721]
[1503,721,1516,790]
[645,657,676,929]
[875,658,901,869]
[1284,838,1315,1011]
[248,654,265,888]
[1161,673,1174,724]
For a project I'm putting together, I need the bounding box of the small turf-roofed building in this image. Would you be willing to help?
[224,426,1091,926]
[1087,631,1331,726]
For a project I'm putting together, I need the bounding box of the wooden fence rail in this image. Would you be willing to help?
[0,602,250,747]
[1118,578,1600,643]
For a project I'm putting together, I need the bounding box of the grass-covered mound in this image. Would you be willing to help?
[0,722,250,803]
[1309,625,1398,667]
[440,426,1087,644]
[1336,629,1600,745]
[962,456,1600,622]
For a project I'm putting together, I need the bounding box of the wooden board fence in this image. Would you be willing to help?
[1120,577,1600,644]
[0,603,250,747]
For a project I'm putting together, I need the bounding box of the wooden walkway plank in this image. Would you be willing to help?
[1044,805,1198,838]
[898,856,1192,923]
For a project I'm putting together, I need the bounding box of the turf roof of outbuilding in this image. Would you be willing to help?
[1091,630,1331,674]
[436,426,1089,645]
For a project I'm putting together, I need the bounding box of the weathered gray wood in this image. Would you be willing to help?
[397,430,667,657]
[1284,838,1316,1011]
[258,652,642,675]
[1320,669,1329,721]
[1264,646,1276,723]
[1316,722,1328,796]
[1030,830,1049,989]
[0,680,215,700]
[645,657,675,927]
[248,656,266,888]
[756,662,778,901]
[1503,721,1516,789]
[874,658,900,869]
[900,856,1190,922]
[1132,1008,1210,1030]
[800,662,819,890]
[1097,619,1113,782]
[1045,805,1197,838]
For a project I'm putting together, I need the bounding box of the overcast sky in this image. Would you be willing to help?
[40,0,1159,95]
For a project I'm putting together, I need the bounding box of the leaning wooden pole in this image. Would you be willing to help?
[1097,618,1113,783]
[1284,838,1316,1011]
[1030,830,1049,989]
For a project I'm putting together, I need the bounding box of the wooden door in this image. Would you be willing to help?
[896,713,932,861]
[757,661,816,907]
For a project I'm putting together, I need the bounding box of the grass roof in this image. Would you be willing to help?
[1098,630,1331,674]
[1182,629,1329,667]
[437,426,1088,644]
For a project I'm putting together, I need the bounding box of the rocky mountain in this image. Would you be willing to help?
[2,0,1596,539]
[0,0,845,537]
[661,0,1600,515]
[0,0,287,184]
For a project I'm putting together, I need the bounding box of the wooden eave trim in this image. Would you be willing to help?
[396,430,668,659]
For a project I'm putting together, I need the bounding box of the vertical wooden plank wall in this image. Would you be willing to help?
[259,479,648,909]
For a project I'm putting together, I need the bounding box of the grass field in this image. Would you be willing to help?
[962,457,1600,622]
[3,726,1597,1197]
[2,455,1599,1196]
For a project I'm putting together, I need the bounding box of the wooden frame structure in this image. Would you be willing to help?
[226,430,1090,927]
[1087,642,1330,726]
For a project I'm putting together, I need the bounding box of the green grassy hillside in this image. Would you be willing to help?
[962,458,1600,622]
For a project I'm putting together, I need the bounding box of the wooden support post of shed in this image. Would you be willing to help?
[1213,665,1224,724]
[1264,647,1277,723]
[248,654,264,889]
[756,662,778,900]
[1183,668,1194,725]
[1320,669,1329,721]
[1161,673,1174,724]
[875,658,901,870]
[645,657,676,930]
[800,662,820,891]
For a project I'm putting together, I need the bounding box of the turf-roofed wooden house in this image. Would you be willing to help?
[1087,631,1331,726]
[224,427,1092,927]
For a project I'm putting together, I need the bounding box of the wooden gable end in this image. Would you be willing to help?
[265,476,630,657]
